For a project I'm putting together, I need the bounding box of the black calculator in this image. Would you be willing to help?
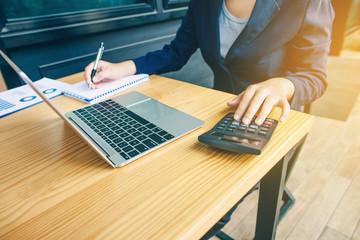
[198,113,278,155]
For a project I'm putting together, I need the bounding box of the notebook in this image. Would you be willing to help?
[61,74,149,104]
[1,50,204,168]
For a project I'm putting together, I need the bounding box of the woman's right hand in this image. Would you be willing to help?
[84,60,137,89]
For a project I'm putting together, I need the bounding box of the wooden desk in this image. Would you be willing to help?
[0,74,313,239]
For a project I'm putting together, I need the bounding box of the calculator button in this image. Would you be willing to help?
[266,118,275,122]
[238,126,247,131]
[264,121,273,126]
[240,123,248,127]
[216,126,224,130]
[260,127,269,132]
[247,128,256,133]
[249,124,259,129]
[258,131,267,136]
[227,127,236,132]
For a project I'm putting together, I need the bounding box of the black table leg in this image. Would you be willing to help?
[254,156,288,240]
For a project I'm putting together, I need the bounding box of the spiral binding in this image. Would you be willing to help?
[63,75,149,104]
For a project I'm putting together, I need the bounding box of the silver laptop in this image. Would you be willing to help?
[1,50,204,167]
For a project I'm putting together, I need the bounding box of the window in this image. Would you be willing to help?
[0,0,189,48]
[0,0,191,89]
[1,0,154,34]
[3,0,148,20]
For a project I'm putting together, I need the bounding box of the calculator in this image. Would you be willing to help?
[198,113,278,155]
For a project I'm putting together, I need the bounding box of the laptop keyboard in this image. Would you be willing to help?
[72,99,175,160]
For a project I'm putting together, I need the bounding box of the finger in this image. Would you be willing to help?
[84,62,95,84]
[234,86,257,121]
[93,82,102,89]
[89,81,101,90]
[279,99,290,122]
[254,96,277,125]
[92,70,107,84]
[242,90,267,125]
[227,93,243,107]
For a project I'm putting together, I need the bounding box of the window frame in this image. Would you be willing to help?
[3,3,154,32]
[0,0,189,48]
[163,0,190,9]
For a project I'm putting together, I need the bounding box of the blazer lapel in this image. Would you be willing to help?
[226,0,280,61]
[210,0,225,63]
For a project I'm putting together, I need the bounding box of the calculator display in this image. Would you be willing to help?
[210,132,261,146]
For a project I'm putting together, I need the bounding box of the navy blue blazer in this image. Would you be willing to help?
[133,0,334,108]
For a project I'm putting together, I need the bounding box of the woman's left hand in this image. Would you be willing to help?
[227,78,295,125]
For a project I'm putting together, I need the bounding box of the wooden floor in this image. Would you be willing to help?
[211,52,360,240]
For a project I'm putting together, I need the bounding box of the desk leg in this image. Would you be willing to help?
[254,157,288,240]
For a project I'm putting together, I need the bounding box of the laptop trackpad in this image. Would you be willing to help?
[128,99,203,137]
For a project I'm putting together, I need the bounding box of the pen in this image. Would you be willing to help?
[89,42,104,89]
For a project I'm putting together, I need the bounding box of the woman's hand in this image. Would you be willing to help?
[227,78,295,125]
[84,60,136,89]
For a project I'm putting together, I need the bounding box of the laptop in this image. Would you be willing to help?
[0,50,204,167]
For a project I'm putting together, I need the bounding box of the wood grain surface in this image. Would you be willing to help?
[0,74,313,239]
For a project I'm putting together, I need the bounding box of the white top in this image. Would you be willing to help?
[219,1,249,59]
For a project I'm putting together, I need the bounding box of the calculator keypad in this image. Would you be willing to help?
[215,113,274,137]
[198,113,278,155]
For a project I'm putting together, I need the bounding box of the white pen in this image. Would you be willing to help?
[89,42,104,89]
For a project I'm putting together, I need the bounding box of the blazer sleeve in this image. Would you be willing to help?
[284,0,335,108]
[132,0,199,75]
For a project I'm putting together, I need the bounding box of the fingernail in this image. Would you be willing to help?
[243,117,250,125]
[234,113,240,120]
[280,117,285,122]
[255,118,262,125]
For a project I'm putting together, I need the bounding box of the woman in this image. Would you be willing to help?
[85,0,334,237]
[85,0,334,126]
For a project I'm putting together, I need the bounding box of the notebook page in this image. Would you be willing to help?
[61,74,149,104]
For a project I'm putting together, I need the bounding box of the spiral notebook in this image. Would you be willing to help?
[62,74,149,104]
